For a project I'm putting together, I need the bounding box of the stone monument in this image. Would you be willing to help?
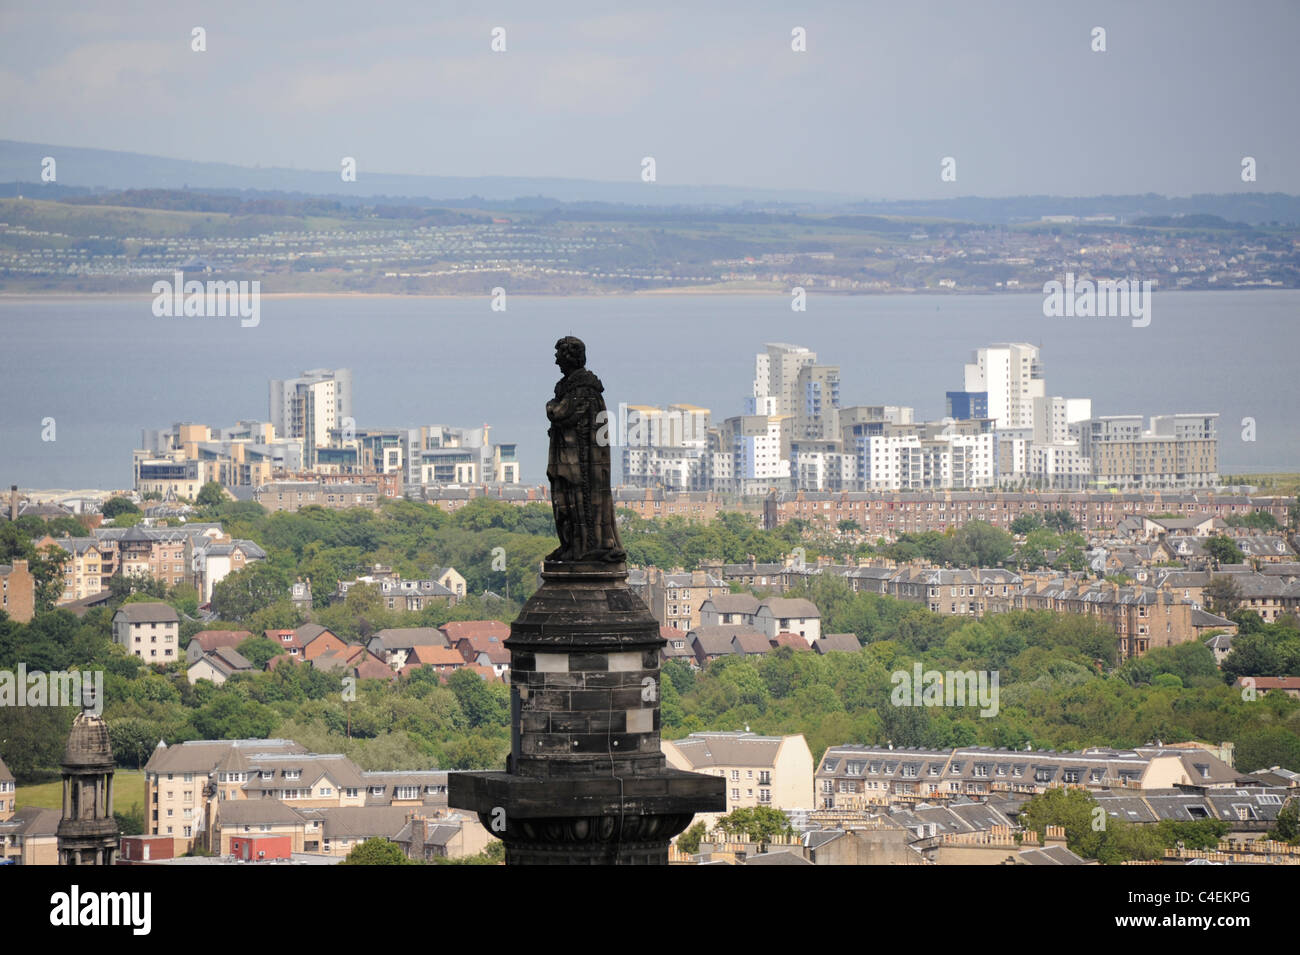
[56,691,120,865]
[448,337,725,864]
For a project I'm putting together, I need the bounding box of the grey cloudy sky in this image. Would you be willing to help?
[2,0,1296,198]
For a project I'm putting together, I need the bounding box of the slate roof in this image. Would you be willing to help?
[113,602,179,624]
[813,633,861,654]
[666,732,786,769]
[144,738,307,775]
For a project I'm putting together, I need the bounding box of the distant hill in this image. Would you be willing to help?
[2,140,1298,224]
[0,139,858,209]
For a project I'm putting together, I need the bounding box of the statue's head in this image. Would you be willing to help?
[555,336,586,374]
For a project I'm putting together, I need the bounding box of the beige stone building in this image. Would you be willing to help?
[112,602,181,663]
[144,739,456,856]
[662,731,814,823]
[0,756,14,820]
[39,537,108,603]
[629,568,729,632]
[0,807,60,865]
[816,743,1243,810]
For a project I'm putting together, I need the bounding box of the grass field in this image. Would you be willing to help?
[17,769,146,815]
[1221,473,1300,496]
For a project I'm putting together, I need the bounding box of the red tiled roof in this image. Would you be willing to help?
[438,620,510,642]
[193,630,252,653]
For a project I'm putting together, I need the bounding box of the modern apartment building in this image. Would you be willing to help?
[961,343,1045,431]
[1080,414,1219,490]
[269,369,354,456]
[619,403,712,490]
[793,364,841,440]
[713,414,792,495]
[750,343,816,416]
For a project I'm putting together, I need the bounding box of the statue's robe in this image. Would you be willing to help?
[546,367,625,562]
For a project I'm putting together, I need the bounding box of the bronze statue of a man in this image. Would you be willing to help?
[546,336,626,563]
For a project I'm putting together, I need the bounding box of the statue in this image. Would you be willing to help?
[546,336,626,563]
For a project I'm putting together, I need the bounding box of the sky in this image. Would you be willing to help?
[1,0,1297,199]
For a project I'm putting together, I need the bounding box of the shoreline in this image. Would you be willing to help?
[1,286,1297,303]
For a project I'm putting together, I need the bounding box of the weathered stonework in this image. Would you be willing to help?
[449,561,725,865]
[57,708,119,866]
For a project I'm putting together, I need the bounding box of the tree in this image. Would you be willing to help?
[1272,799,1300,845]
[196,481,227,508]
[677,820,708,855]
[210,561,290,622]
[1235,727,1300,775]
[1204,575,1242,615]
[341,837,410,865]
[101,497,141,519]
[1204,535,1244,567]
[716,806,794,847]
[958,521,1014,568]
[235,636,283,669]
[1043,509,1079,533]
[0,525,71,611]
[1011,513,1044,536]
[446,668,509,728]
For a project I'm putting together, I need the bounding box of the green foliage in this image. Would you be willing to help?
[1155,818,1229,850]
[716,806,794,845]
[341,837,410,865]
[678,820,708,854]
[235,636,282,668]
[1010,513,1043,535]
[101,497,141,519]
[0,523,71,611]
[1204,535,1245,567]
[875,522,1014,569]
[114,801,145,836]
[1234,727,1300,774]
[1204,575,1242,615]
[446,668,509,729]
[1221,615,1300,680]
[0,704,76,782]
[1042,510,1079,533]
[210,561,291,622]
[1271,799,1300,844]
[1019,788,1163,864]
[1224,511,1280,531]
[195,481,227,507]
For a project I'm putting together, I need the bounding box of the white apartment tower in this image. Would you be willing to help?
[963,344,1044,431]
[269,368,354,447]
[751,343,816,417]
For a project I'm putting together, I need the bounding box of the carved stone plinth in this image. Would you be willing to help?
[449,562,725,865]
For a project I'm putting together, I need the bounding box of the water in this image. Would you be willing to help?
[0,290,1296,489]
